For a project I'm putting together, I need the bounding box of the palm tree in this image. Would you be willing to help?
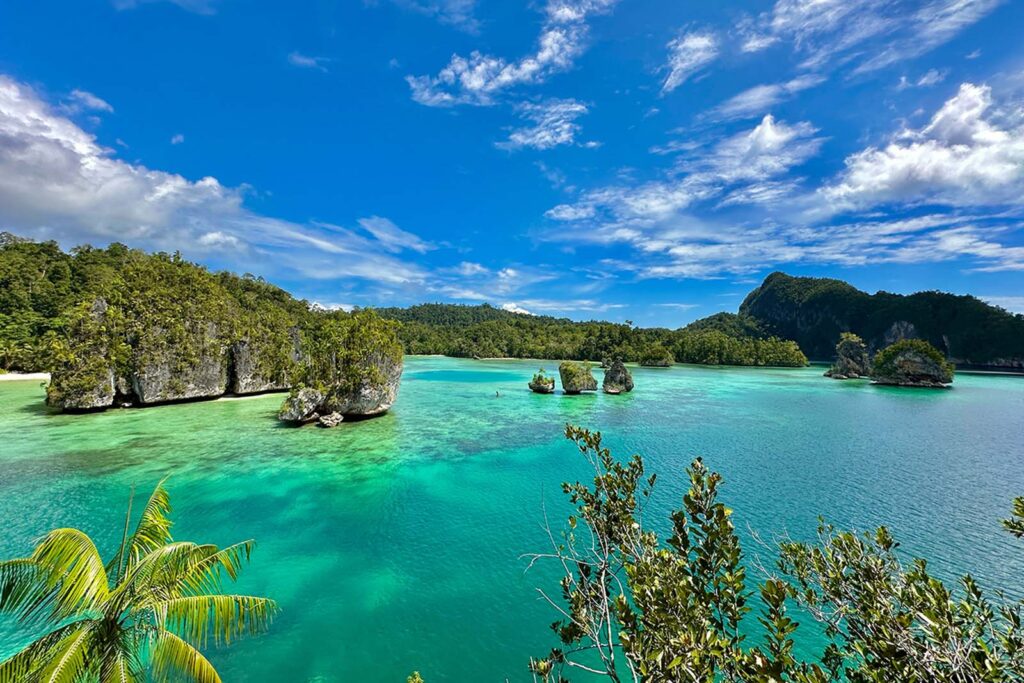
[0,480,276,682]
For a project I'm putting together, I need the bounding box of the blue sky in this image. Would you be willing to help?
[1,0,1022,326]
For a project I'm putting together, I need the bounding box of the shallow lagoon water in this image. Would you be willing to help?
[2,356,1023,681]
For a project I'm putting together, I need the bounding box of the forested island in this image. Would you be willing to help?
[0,233,402,416]
[742,272,1024,370]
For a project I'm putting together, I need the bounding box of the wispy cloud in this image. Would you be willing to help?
[540,82,1024,279]
[63,89,114,114]
[170,133,185,144]
[389,0,480,32]
[708,74,825,121]
[288,51,330,72]
[112,0,217,14]
[661,29,719,94]
[406,0,619,106]
[496,98,593,150]
[736,0,1002,75]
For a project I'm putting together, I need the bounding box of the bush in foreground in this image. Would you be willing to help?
[527,425,1024,682]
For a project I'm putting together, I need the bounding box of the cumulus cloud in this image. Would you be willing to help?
[0,74,430,286]
[661,30,719,94]
[822,83,1024,210]
[500,302,535,315]
[406,0,618,106]
[496,98,592,150]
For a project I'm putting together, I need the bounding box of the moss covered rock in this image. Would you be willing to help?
[602,359,634,394]
[871,339,954,388]
[529,369,556,394]
[825,332,870,379]
[559,361,596,394]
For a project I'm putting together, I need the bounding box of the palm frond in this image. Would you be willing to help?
[98,650,138,683]
[0,558,55,624]
[0,621,91,683]
[122,480,173,574]
[153,594,277,647]
[171,541,255,596]
[29,529,110,619]
[149,630,221,683]
[25,623,93,683]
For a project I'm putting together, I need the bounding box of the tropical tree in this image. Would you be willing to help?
[527,425,1024,682]
[0,480,276,682]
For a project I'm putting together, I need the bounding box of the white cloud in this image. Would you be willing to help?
[500,302,535,315]
[112,0,217,14]
[549,114,823,222]
[822,83,1024,210]
[406,0,619,106]
[499,298,623,313]
[311,301,355,312]
[709,74,825,120]
[496,99,592,150]
[64,89,114,114]
[654,302,699,309]
[288,51,330,72]
[390,0,480,32]
[855,0,1003,74]
[983,296,1024,313]
[737,0,1001,74]
[0,74,431,287]
[661,30,719,94]
[357,216,434,253]
[170,133,185,144]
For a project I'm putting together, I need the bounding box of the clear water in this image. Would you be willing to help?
[1,357,1023,681]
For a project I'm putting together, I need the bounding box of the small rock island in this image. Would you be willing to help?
[559,361,597,394]
[528,368,556,394]
[825,332,871,379]
[870,339,954,388]
[602,359,634,394]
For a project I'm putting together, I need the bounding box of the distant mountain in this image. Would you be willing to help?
[739,272,1024,370]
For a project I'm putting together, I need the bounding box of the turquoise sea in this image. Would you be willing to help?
[2,356,1024,681]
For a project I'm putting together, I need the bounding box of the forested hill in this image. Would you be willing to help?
[740,272,1024,369]
[375,304,807,367]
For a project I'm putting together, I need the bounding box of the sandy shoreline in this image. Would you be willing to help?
[0,372,50,382]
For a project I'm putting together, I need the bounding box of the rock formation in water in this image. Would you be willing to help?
[739,272,1024,370]
[529,369,556,394]
[871,339,954,388]
[36,245,403,418]
[279,387,325,423]
[318,412,344,428]
[639,344,674,367]
[277,310,404,425]
[602,360,634,394]
[825,332,871,379]
[559,361,597,394]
